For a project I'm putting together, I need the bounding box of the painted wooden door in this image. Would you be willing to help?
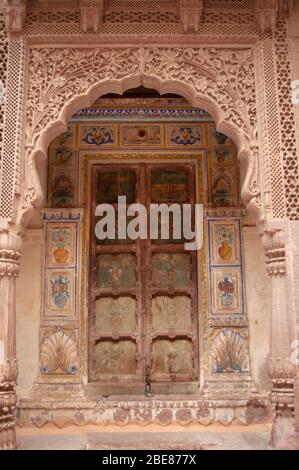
[89,162,199,395]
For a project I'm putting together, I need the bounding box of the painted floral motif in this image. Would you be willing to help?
[40,329,78,375]
[212,147,231,164]
[211,267,242,314]
[81,126,114,146]
[51,275,70,309]
[51,228,71,264]
[53,148,74,164]
[51,126,74,147]
[50,167,76,208]
[215,225,234,262]
[169,126,203,146]
[217,274,235,307]
[210,329,249,373]
[211,167,235,206]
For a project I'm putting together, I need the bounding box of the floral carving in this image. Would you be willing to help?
[23,46,261,224]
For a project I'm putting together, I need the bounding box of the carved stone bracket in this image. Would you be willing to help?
[79,0,106,32]
[0,359,18,450]
[179,0,203,33]
[0,0,27,33]
[253,0,295,33]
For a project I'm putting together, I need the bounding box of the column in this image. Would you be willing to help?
[261,221,298,448]
[0,229,21,450]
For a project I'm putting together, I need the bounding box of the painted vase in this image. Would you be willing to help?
[53,247,69,264]
[218,241,232,261]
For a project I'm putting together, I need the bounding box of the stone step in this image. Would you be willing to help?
[16,426,271,450]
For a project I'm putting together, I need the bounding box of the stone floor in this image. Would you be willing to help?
[16,423,272,450]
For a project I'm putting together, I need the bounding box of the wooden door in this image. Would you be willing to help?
[89,162,199,395]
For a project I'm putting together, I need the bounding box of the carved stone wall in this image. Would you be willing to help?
[19,45,260,233]
[0,0,298,444]
[0,2,297,227]
[0,36,27,219]
[274,20,299,220]
[0,14,8,168]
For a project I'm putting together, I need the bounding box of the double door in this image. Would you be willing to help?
[89,161,199,395]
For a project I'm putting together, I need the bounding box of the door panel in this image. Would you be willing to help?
[90,162,199,394]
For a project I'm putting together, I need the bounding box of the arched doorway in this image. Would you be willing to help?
[36,87,255,405]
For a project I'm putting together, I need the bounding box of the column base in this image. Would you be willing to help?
[270,414,299,449]
[202,375,269,425]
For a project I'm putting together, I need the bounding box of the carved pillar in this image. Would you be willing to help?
[260,222,298,448]
[0,229,21,450]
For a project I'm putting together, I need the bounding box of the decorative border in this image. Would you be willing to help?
[71,107,212,122]
[207,217,250,375]
[40,209,84,380]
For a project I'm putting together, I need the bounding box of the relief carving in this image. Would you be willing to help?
[21,45,261,226]
[0,359,18,450]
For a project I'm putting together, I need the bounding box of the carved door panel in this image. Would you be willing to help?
[90,162,199,395]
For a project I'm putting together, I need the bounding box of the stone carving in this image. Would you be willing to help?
[253,0,295,33]
[0,0,26,33]
[253,0,279,33]
[179,0,203,33]
[0,249,21,277]
[268,357,296,415]
[0,359,18,450]
[80,0,106,33]
[260,226,286,276]
[0,232,21,450]
[19,396,268,428]
[22,45,260,226]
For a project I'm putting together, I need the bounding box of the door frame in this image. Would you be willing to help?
[81,152,206,396]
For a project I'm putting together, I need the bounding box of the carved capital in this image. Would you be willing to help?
[179,0,203,33]
[0,230,21,277]
[0,0,27,33]
[268,357,296,415]
[260,226,286,276]
[79,0,106,33]
[0,359,18,391]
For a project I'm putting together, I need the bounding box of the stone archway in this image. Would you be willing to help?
[19,47,262,227]
[1,44,297,449]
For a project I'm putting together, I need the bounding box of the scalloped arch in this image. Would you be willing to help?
[20,47,262,226]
